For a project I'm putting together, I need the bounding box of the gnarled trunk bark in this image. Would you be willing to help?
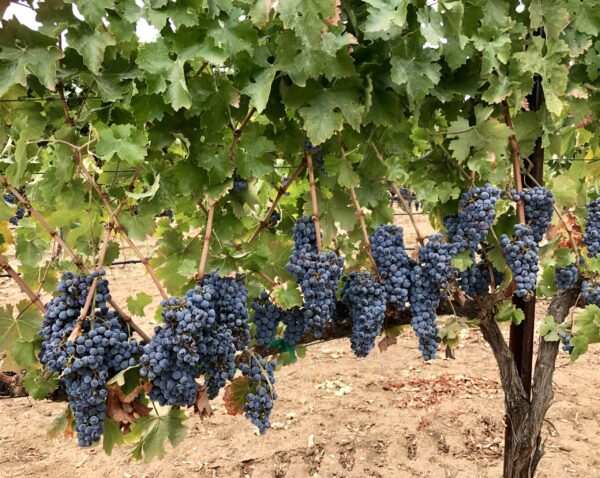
[478,286,580,477]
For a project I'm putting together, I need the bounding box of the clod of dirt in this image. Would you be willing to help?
[317,380,352,396]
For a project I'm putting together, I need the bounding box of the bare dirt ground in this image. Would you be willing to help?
[2,213,600,477]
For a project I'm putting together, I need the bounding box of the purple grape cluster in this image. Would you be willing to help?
[304,139,326,175]
[558,330,574,354]
[282,306,305,346]
[232,175,248,193]
[514,187,554,243]
[584,198,600,258]
[555,263,578,290]
[250,292,281,347]
[443,215,460,239]
[139,297,204,406]
[240,356,277,434]
[269,210,281,227]
[3,188,27,225]
[409,235,458,360]
[141,271,250,402]
[341,271,387,357]
[501,224,539,300]
[459,256,504,297]
[370,225,413,309]
[39,272,141,447]
[582,280,600,307]
[286,217,344,338]
[451,184,501,251]
[202,272,251,352]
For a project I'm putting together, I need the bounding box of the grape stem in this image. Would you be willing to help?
[196,201,217,282]
[56,81,74,127]
[0,256,46,313]
[0,371,15,386]
[502,101,526,224]
[73,150,169,301]
[195,62,209,76]
[256,270,278,287]
[247,160,307,244]
[227,106,256,163]
[305,151,323,253]
[68,222,113,342]
[369,141,426,246]
[0,173,151,342]
[349,187,382,282]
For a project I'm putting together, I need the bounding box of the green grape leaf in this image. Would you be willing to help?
[277,0,334,45]
[95,125,149,166]
[570,0,600,36]
[361,0,409,40]
[438,318,465,349]
[0,19,63,95]
[448,107,511,164]
[550,174,578,209]
[103,418,125,455]
[24,369,59,400]
[495,300,525,325]
[67,23,116,75]
[570,305,600,360]
[272,282,303,309]
[75,0,116,24]
[0,301,42,372]
[241,66,275,114]
[451,249,473,272]
[108,365,143,396]
[529,0,570,40]
[554,248,576,268]
[390,38,441,105]
[135,38,192,110]
[118,209,157,241]
[539,315,560,342]
[126,293,153,317]
[104,241,121,266]
[126,408,188,462]
[282,80,365,144]
[126,174,161,201]
[12,337,38,369]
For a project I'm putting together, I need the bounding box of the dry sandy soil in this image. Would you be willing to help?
[1,213,600,478]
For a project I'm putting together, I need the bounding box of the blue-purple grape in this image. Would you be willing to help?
[370,225,413,309]
[501,224,539,300]
[239,356,277,434]
[556,263,578,290]
[584,198,600,258]
[341,271,387,357]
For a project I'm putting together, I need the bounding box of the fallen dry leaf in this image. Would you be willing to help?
[378,335,398,353]
[194,385,213,419]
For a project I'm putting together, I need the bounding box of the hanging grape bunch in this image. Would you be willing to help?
[239,356,278,434]
[341,271,387,357]
[584,198,600,258]
[501,224,540,300]
[370,225,413,309]
[232,175,248,193]
[250,292,282,347]
[3,188,28,225]
[452,184,502,251]
[515,187,554,243]
[409,235,458,360]
[286,217,344,338]
[39,271,141,447]
[556,263,578,290]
